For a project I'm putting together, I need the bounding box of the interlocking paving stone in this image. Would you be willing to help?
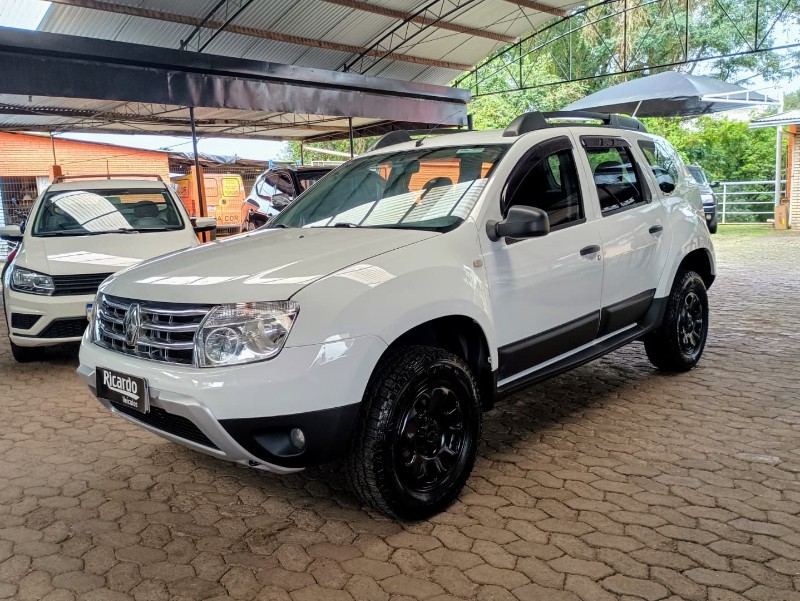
[1,229,800,599]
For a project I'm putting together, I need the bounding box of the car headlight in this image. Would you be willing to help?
[10,266,55,296]
[700,193,715,204]
[195,301,299,367]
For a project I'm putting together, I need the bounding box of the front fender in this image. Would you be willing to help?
[287,226,497,366]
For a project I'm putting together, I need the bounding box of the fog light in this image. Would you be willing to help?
[290,428,306,450]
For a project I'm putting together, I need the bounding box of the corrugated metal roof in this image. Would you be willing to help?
[36,0,584,85]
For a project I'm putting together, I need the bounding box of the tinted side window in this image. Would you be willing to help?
[256,175,277,198]
[506,149,584,228]
[638,138,681,193]
[584,145,646,214]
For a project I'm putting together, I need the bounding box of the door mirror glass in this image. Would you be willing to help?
[487,206,550,241]
[710,181,721,188]
[0,224,23,242]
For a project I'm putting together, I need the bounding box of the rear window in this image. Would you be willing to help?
[32,187,185,236]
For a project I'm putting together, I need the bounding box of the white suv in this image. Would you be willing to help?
[2,176,214,362]
[78,113,714,519]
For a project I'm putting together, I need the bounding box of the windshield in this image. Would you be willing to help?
[32,188,185,236]
[272,145,509,231]
[688,166,708,185]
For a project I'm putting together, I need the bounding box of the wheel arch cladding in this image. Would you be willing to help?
[380,316,495,411]
[679,248,715,289]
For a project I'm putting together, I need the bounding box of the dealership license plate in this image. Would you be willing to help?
[96,367,149,414]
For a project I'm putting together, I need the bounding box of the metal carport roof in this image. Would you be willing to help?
[0,0,585,140]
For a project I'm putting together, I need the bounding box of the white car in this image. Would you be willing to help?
[2,176,214,362]
[78,113,714,519]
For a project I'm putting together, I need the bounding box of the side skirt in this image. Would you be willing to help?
[496,296,667,398]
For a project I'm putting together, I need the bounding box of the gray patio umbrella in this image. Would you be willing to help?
[562,71,778,117]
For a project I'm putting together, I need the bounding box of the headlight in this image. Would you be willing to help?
[700,193,715,204]
[10,267,55,296]
[195,301,299,367]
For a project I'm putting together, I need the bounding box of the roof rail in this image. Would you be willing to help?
[503,111,647,137]
[367,131,413,152]
[52,174,164,183]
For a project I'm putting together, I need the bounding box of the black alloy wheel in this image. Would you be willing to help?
[644,270,709,372]
[678,291,704,359]
[347,345,481,520]
[393,378,469,497]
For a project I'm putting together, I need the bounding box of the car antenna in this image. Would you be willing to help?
[415,109,470,147]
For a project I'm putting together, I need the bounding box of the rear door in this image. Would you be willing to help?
[576,134,668,336]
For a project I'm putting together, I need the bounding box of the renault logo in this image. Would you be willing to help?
[123,304,142,345]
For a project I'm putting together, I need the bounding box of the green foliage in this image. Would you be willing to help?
[642,115,784,182]
[784,89,800,111]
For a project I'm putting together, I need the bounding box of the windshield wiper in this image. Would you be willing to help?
[332,222,360,228]
[83,228,139,235]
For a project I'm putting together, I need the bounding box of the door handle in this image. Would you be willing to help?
[649,224,664,235]
[580,245,601,257]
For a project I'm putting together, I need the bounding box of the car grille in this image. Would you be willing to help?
[95,294,211,365]
[109,400,218,449]
[38,318,88,339]
[11,313,41,330]
[53,273,114,296]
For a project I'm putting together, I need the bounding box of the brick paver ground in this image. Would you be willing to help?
[1,228,800,601]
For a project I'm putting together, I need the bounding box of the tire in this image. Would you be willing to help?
[708,221,718,234]
[644,270,709,372]
[347,345,482,520]
[10,341,46,363]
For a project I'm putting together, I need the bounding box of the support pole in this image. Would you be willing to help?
[775,93,784,206]
[189,106,209,242]
[348,117,354,158]
[300,141,305,166]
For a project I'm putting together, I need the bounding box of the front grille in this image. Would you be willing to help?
[11,313,41,330]
[53,273,113,296]
[95,294,210,365]
[38,318,88,339]
[109,400,218,449]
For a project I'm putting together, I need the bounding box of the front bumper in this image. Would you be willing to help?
[78,333,387,471]
[5,287,91,347]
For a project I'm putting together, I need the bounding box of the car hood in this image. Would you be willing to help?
[15,230,197,276]
[100,227,438,304]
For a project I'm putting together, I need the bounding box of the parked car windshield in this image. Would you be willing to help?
[32,188,185,236]
[687,165,708,185]
[272,145,509,232]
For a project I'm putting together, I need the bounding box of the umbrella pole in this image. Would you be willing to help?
[631,100,642,118]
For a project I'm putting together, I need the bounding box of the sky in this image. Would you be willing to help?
[1,0,798,159]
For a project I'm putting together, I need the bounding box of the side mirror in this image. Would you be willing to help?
[710,181,721,189]
[0,224,23,242]
[486,206,550,242]
[193,217,216,233]
[657,174,676,194]
[271,194,292,209]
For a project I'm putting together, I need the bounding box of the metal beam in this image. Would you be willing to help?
[342,0,480,76]
[0,29,469,127]
[502,0,567,17]
[320,0,515,43]
[47,0,472,71]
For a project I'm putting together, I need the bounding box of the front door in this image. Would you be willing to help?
[481,136,604,384]
[577,135,669,336]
